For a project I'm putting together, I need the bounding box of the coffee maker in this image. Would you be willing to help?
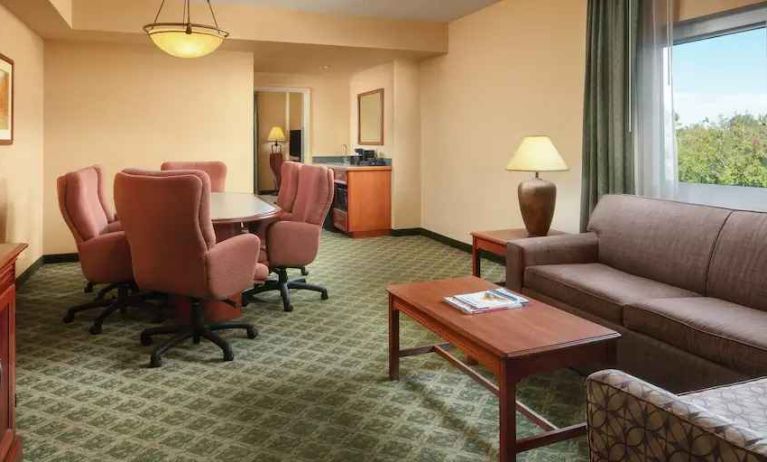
[353,148,385,166]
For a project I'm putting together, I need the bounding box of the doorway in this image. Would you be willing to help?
[254,87,310,194]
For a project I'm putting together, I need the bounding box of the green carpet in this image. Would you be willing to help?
[16,231,588,461]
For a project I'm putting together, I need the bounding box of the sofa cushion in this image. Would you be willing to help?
[625,297,767,376]
[707,211,767,312]
[587,195,731,294]
[524,263,699,324]
[683,377,767,436]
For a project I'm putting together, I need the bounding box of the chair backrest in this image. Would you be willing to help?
[57,165,115,243]
[161,161,227,192]
[289,164,334,225]
[114,169,216,297]
[276,161,302,212]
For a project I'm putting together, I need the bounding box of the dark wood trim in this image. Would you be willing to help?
[43,253,79,264]
[357,88,384,146]
[0,53,14,146]
[390,228,422,237]
[392,228,506,265]
[16,257,42,286]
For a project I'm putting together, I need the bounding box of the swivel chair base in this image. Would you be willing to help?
[139,299,257,368]
[244,268,328,312]
[63,282,166,334]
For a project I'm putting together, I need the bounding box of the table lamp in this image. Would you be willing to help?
[267,126,287,154]
[506,136,569,236]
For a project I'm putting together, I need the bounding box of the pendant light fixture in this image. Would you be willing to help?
[144,0,229,59]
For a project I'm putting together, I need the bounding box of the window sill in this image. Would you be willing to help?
[676,182,767,212]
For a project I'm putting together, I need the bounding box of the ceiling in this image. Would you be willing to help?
[217,0,500,22]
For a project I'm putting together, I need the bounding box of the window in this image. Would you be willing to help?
[672,6,767,197]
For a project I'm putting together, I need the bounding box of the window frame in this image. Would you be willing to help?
[671,3,767,211]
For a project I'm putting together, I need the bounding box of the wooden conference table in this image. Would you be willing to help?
[175,192,280,322]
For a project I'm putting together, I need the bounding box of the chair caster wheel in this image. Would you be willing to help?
[246,327,258,339]
[223,350,234,362]
[321,291,329,300]
[140,333,152,346]
[62,313,75,323]
[89,324,102,335]
[149,356,162,368]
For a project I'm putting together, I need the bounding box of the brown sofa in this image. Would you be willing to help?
[506,194,767,392]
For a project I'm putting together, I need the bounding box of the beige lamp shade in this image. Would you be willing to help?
[267,126,287,142]
[506,136,569,172]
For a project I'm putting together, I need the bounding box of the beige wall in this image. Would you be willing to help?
[44,41,254,254]
[0,5,45,273]
[419,0,587,243]
[349,60,421,229]
[254,72,349,158]
[391,60,421,230]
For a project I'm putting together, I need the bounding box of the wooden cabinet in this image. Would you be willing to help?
[0,244,25,462]
[331,166,391,238]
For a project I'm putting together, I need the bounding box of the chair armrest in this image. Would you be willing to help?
[266,221,321,267]
[586,370,767,461]
[505,233,598,291]
[78,231,133,283]
[205,233,261,299]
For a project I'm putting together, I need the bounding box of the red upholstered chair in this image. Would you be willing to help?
[57,165,157,334]
[160,161,227,192]
[161,161,239,241]
[245,164,334,312]
[249,161,303,240]
[114,168,266,367]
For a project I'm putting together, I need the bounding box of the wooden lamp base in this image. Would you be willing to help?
[518,176,556,236]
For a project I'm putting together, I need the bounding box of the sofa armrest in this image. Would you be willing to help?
[505,233,598,291]
[205,233,261,299]
[586,370,767,461]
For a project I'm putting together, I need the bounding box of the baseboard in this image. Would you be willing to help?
[16,257,43,286]
[391,227,505,265]
[43,253,79,264]
[390,228,422,237]
[418,228,473,253]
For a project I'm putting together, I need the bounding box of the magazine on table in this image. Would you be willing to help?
[444,287,529,314]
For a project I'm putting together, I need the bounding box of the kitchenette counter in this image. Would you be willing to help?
[323,164,391,172]
[325,164,391,238]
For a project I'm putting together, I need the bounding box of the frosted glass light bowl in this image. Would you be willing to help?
[144,23,228,59]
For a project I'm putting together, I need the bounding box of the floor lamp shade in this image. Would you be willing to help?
[506,136,569,236]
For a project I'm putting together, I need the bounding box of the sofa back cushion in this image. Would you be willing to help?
[707,211,767,311]
[587,195,731,294]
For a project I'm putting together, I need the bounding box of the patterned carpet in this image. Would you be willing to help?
[16,231,588,461]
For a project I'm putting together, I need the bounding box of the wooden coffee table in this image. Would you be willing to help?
[387,276,619,461]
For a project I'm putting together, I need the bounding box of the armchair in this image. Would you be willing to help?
[57,165,158,334]
[160,161,227,192]
[245,163,333,312]
[586,369,766,461]
[115,168,266,367]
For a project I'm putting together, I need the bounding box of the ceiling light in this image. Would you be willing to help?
[144,0,229,59]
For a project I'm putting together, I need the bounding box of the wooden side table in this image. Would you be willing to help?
[471,229,563,278]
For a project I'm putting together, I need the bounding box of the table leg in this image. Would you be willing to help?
[388,297,400,381]
[472,238,481,277]
[499,361,517,461]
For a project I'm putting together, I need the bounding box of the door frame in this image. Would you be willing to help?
[254,86,311,150]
